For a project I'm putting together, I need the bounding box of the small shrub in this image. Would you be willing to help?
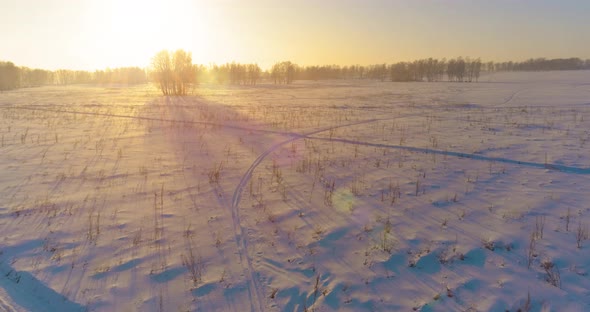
[541,260,561,288]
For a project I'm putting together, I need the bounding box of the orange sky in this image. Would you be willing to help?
[1,0,589,70]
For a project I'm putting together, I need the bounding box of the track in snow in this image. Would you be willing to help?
[230,112,589,310]
[229,117,387,311]
[305,136,590,174]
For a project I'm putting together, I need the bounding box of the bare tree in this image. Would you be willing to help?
[55,69,74,85]
[151,50,173,95]
[0,61,20,91]
[472,58,482,82]
[172,49,194,95]
[151,49,195,95]
[246,64,261,85]
[271,61,296,84]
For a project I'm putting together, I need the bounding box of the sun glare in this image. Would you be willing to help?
[83,0,213,68]
[110,1,164,33]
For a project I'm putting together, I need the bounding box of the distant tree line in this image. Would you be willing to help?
[0,61,148,92]
[3,56,590,93]
[253,58,482,83]
[264,57,590,84]
[1,61,59,90]
[489,58,590,72]
[203,63,261,85]
[94,67,148,84]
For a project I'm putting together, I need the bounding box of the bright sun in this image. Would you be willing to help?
[83,0,212,68]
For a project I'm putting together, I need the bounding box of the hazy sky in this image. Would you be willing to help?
[1,0,589,70]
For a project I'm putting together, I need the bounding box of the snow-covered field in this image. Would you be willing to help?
[1,71,590,311]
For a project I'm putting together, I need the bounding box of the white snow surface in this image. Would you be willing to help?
[1,71,590,311]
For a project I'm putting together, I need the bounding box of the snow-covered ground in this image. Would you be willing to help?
[1,71,589,311]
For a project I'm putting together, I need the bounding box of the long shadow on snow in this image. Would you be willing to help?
[0,263,85,311]
[144,95,274,312]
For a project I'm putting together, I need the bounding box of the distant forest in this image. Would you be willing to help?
[1,57,589,92]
